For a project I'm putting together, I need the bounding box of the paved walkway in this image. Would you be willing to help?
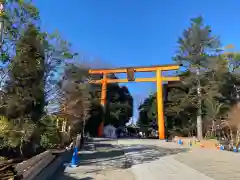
[54,138,240,180]
[131,156,213,180]
[120,143,213,180]
[175,148,240,180]
[118,139,240,180]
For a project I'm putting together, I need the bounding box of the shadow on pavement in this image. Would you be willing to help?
[94,143,115,148]
[79,149,125,167]
[53,173,93,180]
[88,138,115,143]
[79,143,188,169]
[121,145,188,166]
[50,157,94,180]
[84,141,115,151]
[81,149,124,162]
[51,141,189,179]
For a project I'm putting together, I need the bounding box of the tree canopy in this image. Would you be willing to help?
[1,1,240,158]
[58,65,134,137]
[137,16,240,141]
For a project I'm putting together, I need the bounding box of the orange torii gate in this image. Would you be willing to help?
[89,64,181,140]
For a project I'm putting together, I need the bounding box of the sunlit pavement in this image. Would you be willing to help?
[54,138,240,180]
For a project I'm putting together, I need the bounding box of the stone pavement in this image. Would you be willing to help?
[53,138,240,180]
[175,148,240,180]
[119,143,213,180]
[118,139,240,180]
[131,156,213,180]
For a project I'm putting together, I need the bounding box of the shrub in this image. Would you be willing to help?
[39,116,61,149]
[0,116,37,157]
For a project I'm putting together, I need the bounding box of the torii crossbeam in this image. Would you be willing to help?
[89,64,181,140]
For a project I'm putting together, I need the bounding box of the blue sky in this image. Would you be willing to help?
[35,0,240,121]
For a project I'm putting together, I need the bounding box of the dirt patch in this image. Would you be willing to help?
[173,136,218,148]
[199,139,219,148]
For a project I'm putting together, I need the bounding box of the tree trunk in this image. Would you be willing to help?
[196,67,203,140]
[80,131,84,149]
[211,119,216,137]
[75,134,81,150]
[80,120,86,149]
[197,116,203,139]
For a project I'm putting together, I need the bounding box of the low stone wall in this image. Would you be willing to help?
[15,149,70,180]
[34,150,71,180]
[15,151,52,175]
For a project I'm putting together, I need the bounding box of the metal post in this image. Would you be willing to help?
[156,69,165,140]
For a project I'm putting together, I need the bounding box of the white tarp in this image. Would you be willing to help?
[103,125,116,138]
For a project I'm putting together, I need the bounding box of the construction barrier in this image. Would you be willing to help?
[70,147,80,167]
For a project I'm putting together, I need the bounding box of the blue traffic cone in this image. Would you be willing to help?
[189,140,192,147]
[178,139,183,145]
[233,146,237,152]
[70,147,80,167]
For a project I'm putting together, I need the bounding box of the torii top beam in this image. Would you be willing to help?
[89,64,182,74]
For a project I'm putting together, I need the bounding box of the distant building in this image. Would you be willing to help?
[103,125,117,138]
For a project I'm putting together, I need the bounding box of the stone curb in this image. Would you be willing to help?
[33,150,71,180]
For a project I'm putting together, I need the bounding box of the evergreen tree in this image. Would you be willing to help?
[1,0,40,63]
[174,16,221,139]
[4,24,45,122]
[105,84,133,127]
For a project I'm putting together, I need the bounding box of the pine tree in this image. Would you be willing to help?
[174,16,221,139]
[4,24,45,123]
